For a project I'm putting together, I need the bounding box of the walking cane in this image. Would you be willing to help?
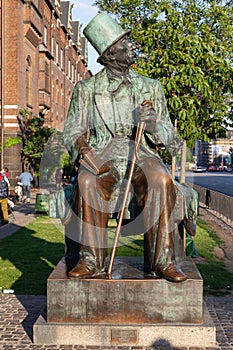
[107,100,152,275]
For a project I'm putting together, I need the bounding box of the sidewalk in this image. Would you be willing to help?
[1,196,233,349]
[0,190,38,239]
[0,293,233,349]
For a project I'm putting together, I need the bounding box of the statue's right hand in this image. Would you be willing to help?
[96,167,119,201]
[79,146,91,156]
[79,149,110,175]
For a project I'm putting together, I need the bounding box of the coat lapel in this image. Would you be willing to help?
[93,69,153,135]
[94,69,115,136]
[129,70,152,106]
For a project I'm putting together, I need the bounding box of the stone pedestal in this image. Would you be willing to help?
[47,257,203,324]
[34,257,216,346]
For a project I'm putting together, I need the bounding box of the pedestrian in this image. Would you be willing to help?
[55,168,63,189]
[17,168,33,203]
[2,167,9,178]
[42,167,49,182]
[0,171,9,225]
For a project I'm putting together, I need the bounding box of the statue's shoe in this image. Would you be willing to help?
[156,261,187,282]
[68,260,96,278]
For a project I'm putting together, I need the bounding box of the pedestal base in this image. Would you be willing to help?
[34,306,215,347]
[33,257,216,346]
[47,257,203,324]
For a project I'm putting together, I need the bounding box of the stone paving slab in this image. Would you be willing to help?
[0,294,233,349]
[0,191,37,239]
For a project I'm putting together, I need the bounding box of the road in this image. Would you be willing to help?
[185,171,233,198]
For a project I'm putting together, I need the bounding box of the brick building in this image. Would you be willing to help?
[0,0,92,184]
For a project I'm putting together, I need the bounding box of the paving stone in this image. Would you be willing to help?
[1,291,233,349]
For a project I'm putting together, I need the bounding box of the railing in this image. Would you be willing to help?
[189,183,233,223]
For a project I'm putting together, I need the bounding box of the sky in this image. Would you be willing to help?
[72,0,102,74]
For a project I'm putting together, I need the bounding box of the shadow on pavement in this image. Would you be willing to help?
[17,295,46,341]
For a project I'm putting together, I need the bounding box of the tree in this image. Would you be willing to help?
[39,129,73,186]
[16,109,54,178]
[94,0,233,146]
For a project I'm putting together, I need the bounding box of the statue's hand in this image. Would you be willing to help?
[139,100,156,133]
[79,145,91,156]
[79,149,110,175]
[97,166,119,201]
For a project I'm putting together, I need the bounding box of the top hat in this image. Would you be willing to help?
[83,12,130,61]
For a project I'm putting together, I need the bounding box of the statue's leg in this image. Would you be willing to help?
[133,157,187,282]
[68,170,109,278]
[65,214,81,272]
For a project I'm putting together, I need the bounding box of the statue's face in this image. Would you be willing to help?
[111,36,136,69]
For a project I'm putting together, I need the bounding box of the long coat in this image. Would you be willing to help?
[63,68,180,164]
[61,68,197,242]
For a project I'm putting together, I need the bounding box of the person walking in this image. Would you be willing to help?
[0,171,9,225]
[2,167,9,178]
[17,168,33,203]
[55,168,63,189]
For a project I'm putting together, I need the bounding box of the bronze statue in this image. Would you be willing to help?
[63,12,195,282]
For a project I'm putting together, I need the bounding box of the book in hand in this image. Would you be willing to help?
[79,151,110,175]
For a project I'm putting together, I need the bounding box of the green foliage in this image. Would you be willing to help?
[39,130,72,182]
[4,137,21,148]
[17,109,55,176]
[95,0,233,145]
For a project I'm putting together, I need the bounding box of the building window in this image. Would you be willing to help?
[56,79,59,103]
[26,56,32,106]
[44,26,47,46]
[61,83,64,105]
[56,42,59,64]
[51,36,54,56]
[60,48,63,69]
[51,76,54,99]
[67,90,71,107]
[68,59,71,78]
[45,61,49,92]
[72,64,74,82]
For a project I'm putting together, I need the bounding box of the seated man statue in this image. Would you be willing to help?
[62,12,195,282]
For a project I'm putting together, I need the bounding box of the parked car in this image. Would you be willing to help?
[207,165,218,172]
[193,166,206,173]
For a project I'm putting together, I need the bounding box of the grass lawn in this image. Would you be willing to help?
[0,215,232,295]
[0,216,65,295]
[193,217,233,295]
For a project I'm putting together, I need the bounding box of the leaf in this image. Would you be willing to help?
[94,0,233,142]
